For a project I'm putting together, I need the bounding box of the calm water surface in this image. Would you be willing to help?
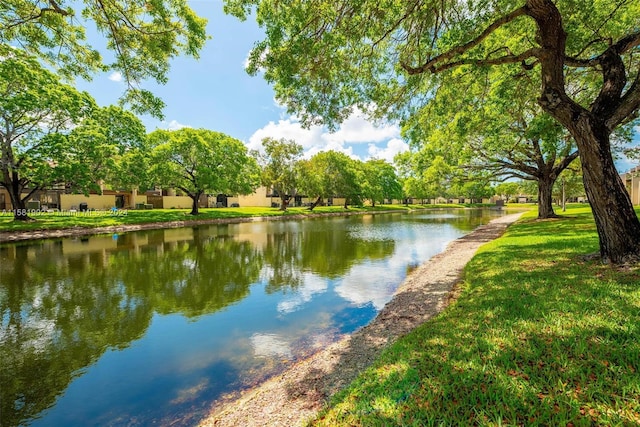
[0,209,503,426]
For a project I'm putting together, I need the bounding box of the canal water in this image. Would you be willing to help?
[0,209,503,426]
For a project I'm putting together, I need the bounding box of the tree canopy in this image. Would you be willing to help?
[1,0,208,117]
[256,137,303,210]
[360,158,402,207]
[0,45,95,219]
[62,105,147,194]
[297,150,361,210]
[403,65,582,218]
[148,128,260,215]
[227,0,640,262]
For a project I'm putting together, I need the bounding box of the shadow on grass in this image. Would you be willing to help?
[298,212,640,426]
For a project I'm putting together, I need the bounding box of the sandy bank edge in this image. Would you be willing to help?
[199,212,525,427]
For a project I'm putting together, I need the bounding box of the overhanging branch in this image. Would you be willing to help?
[5,0,70,30]
[605,69,640,130]
[429,48,542,74]
[401,6,529,75]
[565,31,640,68]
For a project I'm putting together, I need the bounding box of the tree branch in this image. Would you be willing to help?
[565,31,640,68]
[605,70,640,130]
[552,150,579,175]
[5,0,70,30]
[402,6,529,75]
[429,48,542,74]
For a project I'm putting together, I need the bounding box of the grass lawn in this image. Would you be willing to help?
[312,205,640,426]
[0,203,511,233]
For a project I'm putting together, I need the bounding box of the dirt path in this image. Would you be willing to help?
[199,213,524,427]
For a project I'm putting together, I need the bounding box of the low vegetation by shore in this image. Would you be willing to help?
[311,205,640,426]
[0,203,526,234]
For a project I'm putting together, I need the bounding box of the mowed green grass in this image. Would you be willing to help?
[0,205,399,232]
[311,205,640,426]
[0,203,510,233]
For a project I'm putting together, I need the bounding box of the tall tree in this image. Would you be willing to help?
[403,66,582,219]
[451,179,495,204]
[553,162,585,211]
[394,150,434,204]
[227,0,640,263]
[494,182,521,202]
[62,105,147,194]
[0,46,94,220]
[361,159,403,207]
[297,151,361,210]
[422,156,454,201]
[395,150,458,202]
[148,128,260,215]
[257,137,303,211]
[1,0,207,117]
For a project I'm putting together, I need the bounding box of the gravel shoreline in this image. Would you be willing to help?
[199,212,524,427]
[1,210,523,426]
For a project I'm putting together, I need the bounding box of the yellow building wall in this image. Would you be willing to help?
[332,197,347,206]
[60,194,115,210]
[621,172,639,205]
[631,177,640,205]
[234,189,318,208]
[235,187,276,207]
[162,196,193,209]
[0,190,61,210]
[162,227,194,243]
[62,236,118,255]
[132,195,148,208]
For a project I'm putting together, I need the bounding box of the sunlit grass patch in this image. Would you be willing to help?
[311,204,640,426]
[0,201,534,234]
[0,204,416,233]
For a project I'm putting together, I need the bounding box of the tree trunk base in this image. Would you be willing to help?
[581,251,640,266]
[537,213,560,220]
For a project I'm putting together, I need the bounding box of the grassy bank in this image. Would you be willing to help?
[312,205,640,426]
[0,203,517,233]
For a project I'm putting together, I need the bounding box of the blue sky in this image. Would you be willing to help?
[75,1,638,171]
[75,1,408,163]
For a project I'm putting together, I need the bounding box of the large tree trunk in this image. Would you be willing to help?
[537,177,557,219]
[529,0,640,263]
[9,193,30,221]
[307,196,322,211]
[573,123,640,263]
[5,172,31,221]
[189,191,202,215]
[279,195,289,211]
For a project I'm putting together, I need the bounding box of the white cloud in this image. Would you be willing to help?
[250,333,292,358]
[108,71,123,82]
[247,117,325,153]
[304,143,356,160]
[324,110,400,144]
[277,273,328,314]
[367,138,410,163]
[243,48,268,73]
[334,263,398,310]
[248,108,403,161]
[164,120,189,131]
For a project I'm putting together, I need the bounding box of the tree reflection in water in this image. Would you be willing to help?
[0,211,498,426]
